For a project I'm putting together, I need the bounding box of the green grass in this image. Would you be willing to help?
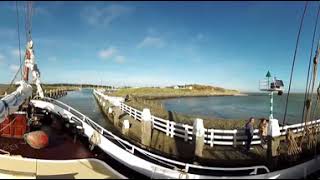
[109,85,253,129]
[111,85,240,100]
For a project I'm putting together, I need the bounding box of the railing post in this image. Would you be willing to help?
[193,118,205,158]
[267,118,281,169]
[134,109,137,120]
[184,125,189,142]
[166,120,170,136]
[141,108,152,147]
[170,122,174,138]
[233,131,237,148]
[122,119,130,136]
[210,129,214,147]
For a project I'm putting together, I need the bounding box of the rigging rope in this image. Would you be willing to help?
[299,3,320,150]
[301,2,320,125]
[2,1,25,95]
[25,1,33,42]
[16,1,23,80]
[283,1,309,125]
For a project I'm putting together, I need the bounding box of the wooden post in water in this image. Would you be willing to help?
[193,118,205,158]
[122,119,130,136]
[113,107,122,128]
[141,108,152,147]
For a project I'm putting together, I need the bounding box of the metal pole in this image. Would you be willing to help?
[270,91,274,120]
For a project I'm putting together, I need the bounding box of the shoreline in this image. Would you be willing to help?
[121,93,249,100]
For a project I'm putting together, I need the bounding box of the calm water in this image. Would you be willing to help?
[59,89,114,129]
[59,90,319,125]
[161,93,320,124]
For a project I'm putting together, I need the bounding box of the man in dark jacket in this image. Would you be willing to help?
[245,117,255,152]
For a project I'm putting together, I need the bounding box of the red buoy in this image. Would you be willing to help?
[24,130,49,149]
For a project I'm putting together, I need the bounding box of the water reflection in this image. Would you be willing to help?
[59,89,114,129]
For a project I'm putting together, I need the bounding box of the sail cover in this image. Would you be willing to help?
[0,81,32,123]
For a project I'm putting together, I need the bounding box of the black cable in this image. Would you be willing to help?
[283,1,309,125]
[301,2,320,124]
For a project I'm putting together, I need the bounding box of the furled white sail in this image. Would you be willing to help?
[0,81,32,123]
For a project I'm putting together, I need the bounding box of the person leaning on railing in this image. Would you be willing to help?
[244,117,255,153]
[258,118,268,149]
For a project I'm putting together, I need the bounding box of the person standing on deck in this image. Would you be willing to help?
[245,117,255,152]
[258,118,268,149]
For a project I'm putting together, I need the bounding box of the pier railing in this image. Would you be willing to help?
[34,97,271,177]
[93,89,320,147]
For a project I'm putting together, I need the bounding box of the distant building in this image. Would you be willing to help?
[172,85,193,90]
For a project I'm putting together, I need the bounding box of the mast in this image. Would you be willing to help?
[23,1,44,99]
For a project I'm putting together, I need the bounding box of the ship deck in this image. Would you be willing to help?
[0,111,130,179]
[0,126,94,160]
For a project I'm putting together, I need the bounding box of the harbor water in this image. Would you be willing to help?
[161,93,319,124]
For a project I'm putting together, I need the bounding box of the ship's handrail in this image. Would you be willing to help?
[41,97,270,175]
[93,89,320,147]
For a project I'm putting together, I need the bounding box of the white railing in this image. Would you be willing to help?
[93,89,320,147]
[37,97,270,177]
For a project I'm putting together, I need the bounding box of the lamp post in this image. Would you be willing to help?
[266,71,274,120]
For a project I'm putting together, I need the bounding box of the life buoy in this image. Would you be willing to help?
[24,130,49,149]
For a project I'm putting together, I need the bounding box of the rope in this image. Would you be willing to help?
[301,2,320,125]
[16,1,23,80]
[283,1,309,125]
[0,149,10,155]
[0,117,17,133]
[299,3,320,149]
[3,1,25,94]
[25,1,33,42]
[287,130,302,156]
[311,83,320,122]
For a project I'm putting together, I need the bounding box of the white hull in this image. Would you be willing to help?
[0,155,125,179]
[30,99,320,179]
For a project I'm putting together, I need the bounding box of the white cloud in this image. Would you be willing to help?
[137,36,166,48]
[115,55,125,64]
[98,47,126,64]
[9,64,20,72]
[99,47,117,60]
[83,4,134,26]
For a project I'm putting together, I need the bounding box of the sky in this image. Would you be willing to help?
[0,1,319,92]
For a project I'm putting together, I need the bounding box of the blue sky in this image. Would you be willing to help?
[0,1,319,92]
